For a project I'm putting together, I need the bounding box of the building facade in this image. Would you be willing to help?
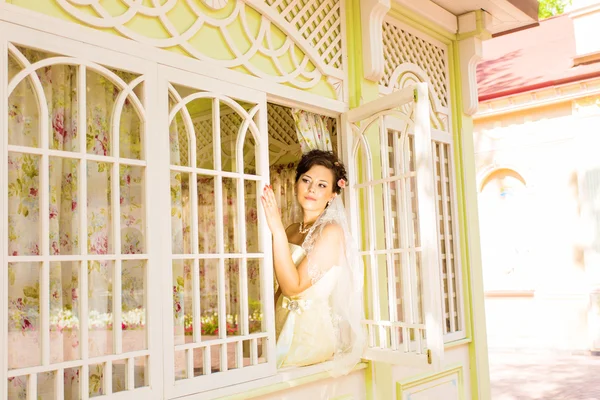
[0,0,537,398]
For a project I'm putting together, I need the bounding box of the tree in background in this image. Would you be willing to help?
[538,0,573,18]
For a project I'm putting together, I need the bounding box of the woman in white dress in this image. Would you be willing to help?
[261,150,364,376]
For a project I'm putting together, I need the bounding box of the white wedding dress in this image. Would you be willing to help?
[275,243,341,368]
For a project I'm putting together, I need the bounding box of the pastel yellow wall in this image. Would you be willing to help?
[7,0,338,99]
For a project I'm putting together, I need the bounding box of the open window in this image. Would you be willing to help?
[342,83,444,368]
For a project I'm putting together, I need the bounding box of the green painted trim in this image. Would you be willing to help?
[218,363,369,400]
[456,10,492,41]
[448,34,491,400]
[346,0,363,108]
[388,5,456,44]
[396,365,465,400]
[444,337,472,350]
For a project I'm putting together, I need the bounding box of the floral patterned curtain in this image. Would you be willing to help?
[291,109,333,153]
[7,50,145,398]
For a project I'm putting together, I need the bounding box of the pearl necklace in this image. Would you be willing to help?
[298,221,315,234]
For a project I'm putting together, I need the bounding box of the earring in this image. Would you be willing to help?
[327,200,331,207]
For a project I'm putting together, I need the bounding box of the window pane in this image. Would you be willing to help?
[38,371,56,400]
[7,376,28,400]
[170,113,191,167]
[220,103,244,173]
[112,359,126,393]
[88,363,104,398]
[248,259,263,333]
[197,175,216,254]
[87,161,113,255]
[200,259,219,341]
[222,178,239,253]
[8,152,41,256]
[88,261,114,357]
[171,172,191,254]
[86,70,114,156]
[134,356,148,388]
[8,54,40,148]
[50,261,80,363]
[245,180,259,253]
[49,157,80,255]
[64,367,81,400]
[119,88,143,160]
[173,260,194,345]
[8,262,41,369]
[120,165,145,254]
[225,259,240,337]
[122,260,147,352]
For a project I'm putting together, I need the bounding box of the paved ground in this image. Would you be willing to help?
[489,350,600,400]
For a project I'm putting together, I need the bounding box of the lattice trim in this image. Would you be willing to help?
[49,0,344,99]
[176,103,310,169]
[380,18,449,108]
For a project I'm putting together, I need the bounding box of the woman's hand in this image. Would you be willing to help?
[261,185,285,235]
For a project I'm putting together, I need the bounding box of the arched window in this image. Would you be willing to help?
[478,168,533,292]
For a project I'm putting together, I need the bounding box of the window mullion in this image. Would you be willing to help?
[378,116,399,350]
[439,143,456,333]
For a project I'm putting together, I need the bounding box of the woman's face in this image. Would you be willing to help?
[296,165,337,214]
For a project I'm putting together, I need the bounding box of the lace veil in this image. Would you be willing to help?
[302,196,365,376]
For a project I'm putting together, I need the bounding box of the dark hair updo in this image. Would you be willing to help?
[295,149,348,194]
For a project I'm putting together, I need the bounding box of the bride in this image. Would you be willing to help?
[261,149,364,376]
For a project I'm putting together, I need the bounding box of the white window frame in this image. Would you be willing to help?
[341,83,444,369]
[157,65,277,399]
[430,129,466,342]
[0,22,162,400]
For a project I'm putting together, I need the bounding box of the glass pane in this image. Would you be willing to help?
[38,371,56,400]
[50,261,80,363]
[87,161,113,255]
[86,70,115,156]
[64,367,81,400]
[134,356,148,388]
[197,175,216,254]
[7,376,28,400]
[410,176,420,248]
[44,65,80,152]
[174,350,187,381]
[248,259,263,333]
[210,345,221,373]
[171,172,191,254]
[242,130,257,175]
[200,259,219,341]
[122,260,147,352]
[8,262,41,369]
[8,55,40,148]
[88,363,104,398]
[194,110,214,170]
[222,178,239,253]
[225,259,240,336]
[170,113,191,167]
[193,347,204,377]
[49,157,80,255]
[8,152,41,256]
[258,337,268,364]
[173,260,194,345]
[88,261,114,357]
[112,359,126,393]
[220,103,244,173]
[120,91,143,160]
[245,180,259,253]
[120,165,145,254]
[393,254,405,324]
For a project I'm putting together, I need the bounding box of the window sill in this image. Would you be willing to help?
[197,361,369,400]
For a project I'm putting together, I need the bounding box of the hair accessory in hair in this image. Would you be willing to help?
[337,179,346,189]
[334,162,340,166]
